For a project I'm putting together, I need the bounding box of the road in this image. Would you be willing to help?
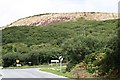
[0,68,68,79]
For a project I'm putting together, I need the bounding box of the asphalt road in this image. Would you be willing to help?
[0,68,68,79]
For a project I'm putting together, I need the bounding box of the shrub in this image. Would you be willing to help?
[3,52,20,67]
[62,36,103,71]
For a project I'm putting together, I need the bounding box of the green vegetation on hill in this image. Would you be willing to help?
[2,19,119,77]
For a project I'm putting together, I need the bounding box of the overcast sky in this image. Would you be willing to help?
[0,0,119,27]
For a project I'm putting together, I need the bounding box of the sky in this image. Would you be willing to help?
[0,0,119,27]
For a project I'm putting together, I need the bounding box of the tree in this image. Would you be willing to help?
[62,36,102,71]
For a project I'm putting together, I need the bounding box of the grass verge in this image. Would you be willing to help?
[39,65,75,78]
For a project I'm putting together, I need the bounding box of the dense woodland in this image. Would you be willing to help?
[1,19,120,77]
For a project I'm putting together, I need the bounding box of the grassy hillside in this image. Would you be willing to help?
[2,19,119,77]
[3,19,117,45]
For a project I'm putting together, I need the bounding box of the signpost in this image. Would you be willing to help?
[51,60,59,63]
[16,60,20,63]
[28,62,32,66]
[59,56,63,72]
[50,60,59,67]
[16,64,21,67]
[16,59,21,67]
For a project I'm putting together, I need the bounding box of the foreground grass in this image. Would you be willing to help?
[39,65,75,78]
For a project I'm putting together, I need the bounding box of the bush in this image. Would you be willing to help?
[99,36,120,77]
[62,36,103,71]
[66,62,76,72]
[19,54,30,65]
[3,52,20,67]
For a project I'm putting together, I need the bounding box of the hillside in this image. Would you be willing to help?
[1,12,120,78]
[7,12,118,27]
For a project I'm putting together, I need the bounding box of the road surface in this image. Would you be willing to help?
[0,68,68,79]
